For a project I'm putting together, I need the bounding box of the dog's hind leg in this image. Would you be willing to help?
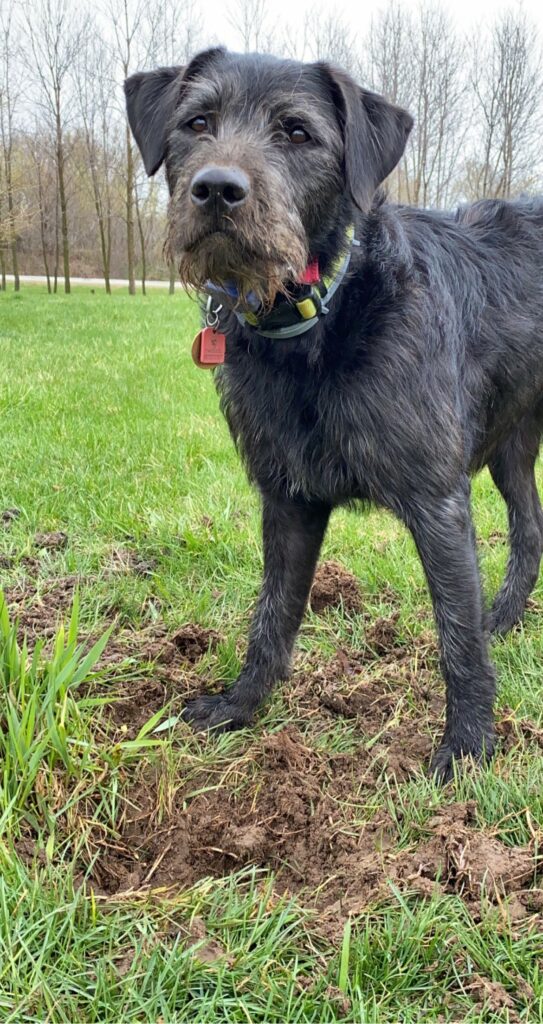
[182,493,331,733]
[403,480,496,780]
[487,419,543,636]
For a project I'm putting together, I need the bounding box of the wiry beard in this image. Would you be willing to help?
[165,186,308,312]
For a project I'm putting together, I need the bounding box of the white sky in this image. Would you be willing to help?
[199,0,543,51]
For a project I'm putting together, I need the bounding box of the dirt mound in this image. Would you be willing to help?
[97,622,222,738]
[107,546,157,577]
[34,530,68,551]
[3,575,78,640]
[397,802,536,901]
[310,560,363,613]
[89,633,542,938]
[1,507,21,525]
[92,718,540,940]
[98,622,221,671]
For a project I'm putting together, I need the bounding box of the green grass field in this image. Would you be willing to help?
[1,286,543,1023]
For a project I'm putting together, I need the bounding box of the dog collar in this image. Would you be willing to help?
[205,225,359,341]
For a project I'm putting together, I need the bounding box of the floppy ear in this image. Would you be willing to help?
[124,48,227,177]
[320,64,413,212]
[124,66,184,176]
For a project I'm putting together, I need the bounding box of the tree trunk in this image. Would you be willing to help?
[90,160,111,294]
[36,164,51,293]
[53,180,59,293]
[135,187,146,295]
[0,246,6,290]
[169,260,175,294]
[125,123,136,295]
[7,193,19,290]
[55,111,70,294]
[3,152,20,290]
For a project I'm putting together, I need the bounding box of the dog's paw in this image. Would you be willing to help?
[487,600,523,637]
[429,730,496,783]
[182,694,251,734]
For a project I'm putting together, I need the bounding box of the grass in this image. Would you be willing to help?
[1,285,543,1022]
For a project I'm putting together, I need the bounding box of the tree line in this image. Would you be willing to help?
[1,0,542,293]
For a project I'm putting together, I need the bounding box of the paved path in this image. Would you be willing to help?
[3,274,171,290]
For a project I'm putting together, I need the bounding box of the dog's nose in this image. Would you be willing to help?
[190,166,250,211]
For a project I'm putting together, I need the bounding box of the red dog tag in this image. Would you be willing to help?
[191,327,226,368]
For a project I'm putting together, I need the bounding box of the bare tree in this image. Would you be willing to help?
[110,0,164,294]
[25,129,57,292]
[470,8,543,199]
[227,0,277,53]
[74,24,117,292]
[0,1,23,290]
[366,2,467,207]
[151,0,202,291]
[23,0,87,293]
[304,12,361,76]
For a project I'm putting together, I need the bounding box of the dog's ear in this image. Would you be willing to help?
[124,48,226,176]
[320,64,413,212]
[124,66,184,176]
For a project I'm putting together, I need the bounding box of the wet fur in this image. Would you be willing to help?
[125,49,543,780]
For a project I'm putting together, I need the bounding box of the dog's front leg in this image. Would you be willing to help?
[183,493,331,733]
[404,483,496,781]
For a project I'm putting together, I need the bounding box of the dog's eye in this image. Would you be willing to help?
[288,125,310,145]
[188,116,209,134]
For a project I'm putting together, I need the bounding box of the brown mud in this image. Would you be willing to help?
[4,570,542,947]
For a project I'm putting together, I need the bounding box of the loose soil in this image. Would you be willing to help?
[3,575,79,640]
[99,621,222,738]
[310,560,363,614]
[5,575,542,944]
[89,631,541,940]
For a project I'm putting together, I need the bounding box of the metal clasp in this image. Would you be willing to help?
[205,295,222,329]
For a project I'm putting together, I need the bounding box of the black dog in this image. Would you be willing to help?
[125,49,543,780]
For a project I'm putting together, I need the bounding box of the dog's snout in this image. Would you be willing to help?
[190,166,250,211]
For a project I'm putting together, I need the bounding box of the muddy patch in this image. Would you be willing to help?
[3,575,79,640]
[92,718,541,941]
[1,507,21,526]
[96,622,222,738]
[89,632,542,939]
[310,560,363,614]
[34,530,69,551]
[107,546,157,577]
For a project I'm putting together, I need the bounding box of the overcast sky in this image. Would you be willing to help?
[201,0,543,52]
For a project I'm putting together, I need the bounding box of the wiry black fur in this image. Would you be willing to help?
[125,49,543,781]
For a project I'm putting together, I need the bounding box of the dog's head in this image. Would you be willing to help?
[125,49,412,308]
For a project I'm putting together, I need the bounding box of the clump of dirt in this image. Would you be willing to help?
[1,507,21,525]
[108,678,171,738]
[465,975,518,1017]
[397,802,536,904]
[34,530,68,550]
[107,546,157,577]
[98,622,221,672]
[363,611,402,656]
[3,575,79,640]
[96,622,222,738]
[497,707,543,750]
[310,560,363,614]
[157,624,222,665]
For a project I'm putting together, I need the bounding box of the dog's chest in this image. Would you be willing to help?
[218,358,393,502]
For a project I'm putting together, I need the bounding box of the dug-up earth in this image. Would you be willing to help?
[8,558,543,945]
